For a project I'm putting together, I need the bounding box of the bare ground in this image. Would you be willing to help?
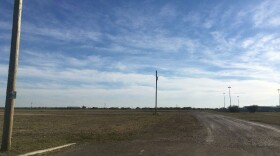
[194,112,280,156]
[50,112,280,156]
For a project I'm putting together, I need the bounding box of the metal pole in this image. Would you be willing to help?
[277,89,280,107]
[155,70,158,114]
[223,93,225,108]
[1,0,23,151]
[228,87,231,107]
[237,96,239,107]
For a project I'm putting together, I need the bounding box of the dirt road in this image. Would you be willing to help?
[194,112,280,156]
[51,112,280,156]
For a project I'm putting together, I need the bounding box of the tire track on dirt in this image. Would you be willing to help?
[195,112,280,147]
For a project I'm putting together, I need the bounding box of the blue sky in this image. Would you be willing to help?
[1,0,280,108]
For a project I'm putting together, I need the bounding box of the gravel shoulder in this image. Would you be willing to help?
[194,112,280,156]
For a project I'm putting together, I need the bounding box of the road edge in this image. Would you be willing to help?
[18,143,76,156]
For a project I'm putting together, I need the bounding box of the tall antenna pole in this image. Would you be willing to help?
[155,70,158,114]
[228,86,231,107]
[223,93,225,108]
[278,89,280,107]
[237,96,239,107]
[1,0,23,151]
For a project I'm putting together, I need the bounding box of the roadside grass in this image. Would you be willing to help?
[212,111,280,126]
[140,111,201,141]
[0,109,199,155]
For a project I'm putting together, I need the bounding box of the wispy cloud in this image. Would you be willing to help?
[22,22,102,43]
[159,4,178,18]
[252,0,280,28]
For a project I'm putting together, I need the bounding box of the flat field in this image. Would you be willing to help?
[54,111,280,156]
[2,110,280,156]
[0,109,200,155]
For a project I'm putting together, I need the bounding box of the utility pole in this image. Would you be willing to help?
[237,96,239,107]
[228,86,231,107]
[223,93,225,108]
[278,89,280,107]
[1,0,23,151]
[155,70,158,115]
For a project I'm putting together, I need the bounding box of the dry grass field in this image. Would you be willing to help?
[213,111,280,126]
[0,109,200,155]
[1,110,279,155]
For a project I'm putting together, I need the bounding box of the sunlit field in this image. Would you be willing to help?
[0,109,199,155]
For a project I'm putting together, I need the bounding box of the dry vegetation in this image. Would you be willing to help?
[0,109,200,155]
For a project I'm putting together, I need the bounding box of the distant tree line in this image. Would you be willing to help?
[8,105,279,112]
[218,105,280,113]
[8,106,197,110]
[245,105,258,113]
